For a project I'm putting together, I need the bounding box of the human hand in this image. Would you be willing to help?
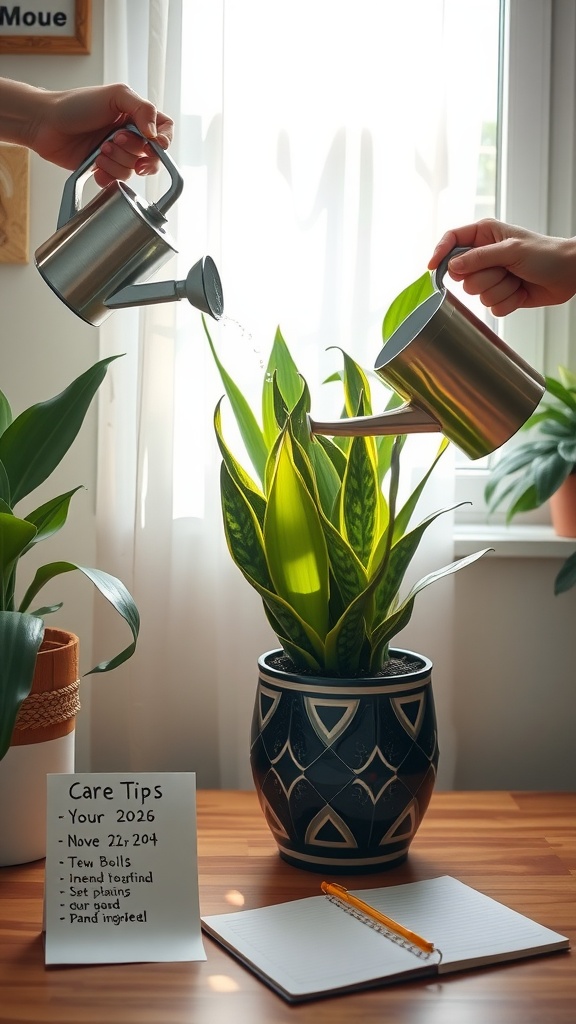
[428,218,576,315]
[30,83,174,187]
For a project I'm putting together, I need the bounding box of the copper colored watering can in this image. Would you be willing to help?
[309,249,545,459]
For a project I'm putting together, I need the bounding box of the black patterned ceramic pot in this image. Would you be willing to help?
[250,648,438,873]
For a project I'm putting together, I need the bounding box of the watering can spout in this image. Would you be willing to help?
[309,404,440,438]
[106,256,224,320]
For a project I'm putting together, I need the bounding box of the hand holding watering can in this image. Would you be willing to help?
[35,125,223,327]
[310,246,545,460]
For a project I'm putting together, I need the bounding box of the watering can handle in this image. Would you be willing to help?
[57,123,184,230]
[432,246,471,292]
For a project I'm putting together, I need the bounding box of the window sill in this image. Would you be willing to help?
[454,524,576,559]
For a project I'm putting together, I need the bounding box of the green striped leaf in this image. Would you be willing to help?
[340,435,379,566]
[262,327,303,446]
[265,431,330,638]
[220,463,272,592]
[202,317,268,485]
[214,402,266,529]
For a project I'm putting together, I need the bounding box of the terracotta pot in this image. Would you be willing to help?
[0,628,79,866]
[550,471,576,538]
[251,648,438,873]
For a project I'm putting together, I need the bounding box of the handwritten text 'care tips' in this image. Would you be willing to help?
[45,773,206,965]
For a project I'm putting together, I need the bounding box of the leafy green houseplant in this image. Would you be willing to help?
[486,365,576,594]
[0,356,140,761]
[205,322,486,679]
[203,293,488,871]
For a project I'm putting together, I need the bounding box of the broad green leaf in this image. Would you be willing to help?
[506,482,539,520]
[528,406,574,432]
[555,550,576,595]
[0,460,9,506]
[202,317,268,485]
[0,356,121,506]
[24,487,84,550]
[17,561,139,674]
[533,451,573,503]
[0,513,37,607]
[0,390,11,438]
[558,439,576,463]
[382,270,435,341]
[265,432,330,638]
[0,611,45,759]
[544,375,576,412]
[558,366,576,391]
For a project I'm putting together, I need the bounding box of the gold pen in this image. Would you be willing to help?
[321,881,435,955]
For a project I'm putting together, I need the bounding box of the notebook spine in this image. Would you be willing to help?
[325,894,434,961]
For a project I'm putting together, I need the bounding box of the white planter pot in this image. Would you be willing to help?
[0,627,79,866]
[0,732,75,866]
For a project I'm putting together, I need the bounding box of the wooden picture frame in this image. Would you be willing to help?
[0,1,91,54]
[0,144,30,265]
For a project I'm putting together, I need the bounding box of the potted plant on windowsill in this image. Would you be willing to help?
[486,365,576,595]
[204,303,488,873]
[0,356,139,865]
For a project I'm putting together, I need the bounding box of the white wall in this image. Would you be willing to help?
[1,6,105,767]
[2,5,574,789]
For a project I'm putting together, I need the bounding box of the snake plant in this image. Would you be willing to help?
[204,280,488,677]
[0,356,140,760]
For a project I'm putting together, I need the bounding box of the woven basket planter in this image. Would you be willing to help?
[0,628,80,866]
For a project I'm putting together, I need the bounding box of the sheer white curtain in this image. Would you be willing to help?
[90,0,497,788]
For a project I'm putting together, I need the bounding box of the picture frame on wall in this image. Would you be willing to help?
[0,144,30,265]
[0,0,91,55]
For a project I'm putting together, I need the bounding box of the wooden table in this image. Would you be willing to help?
[0,790,574,1023]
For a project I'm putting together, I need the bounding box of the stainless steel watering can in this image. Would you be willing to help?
[309,248,545,459]
[34,125,223,326]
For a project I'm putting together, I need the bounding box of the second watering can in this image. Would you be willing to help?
[35,125,223,326]
[310,249,545,460]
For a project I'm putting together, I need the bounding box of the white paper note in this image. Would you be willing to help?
[44,772,206,965]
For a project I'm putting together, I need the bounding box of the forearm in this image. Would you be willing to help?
[0,77,51,149]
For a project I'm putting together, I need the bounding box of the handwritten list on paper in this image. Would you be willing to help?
[44,772,206,965]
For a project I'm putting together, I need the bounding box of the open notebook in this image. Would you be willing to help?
[201,875,570,1003]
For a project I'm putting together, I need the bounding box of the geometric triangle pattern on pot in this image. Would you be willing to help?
[304,697,359,745]
[261,793,291,841]
[380,799,418,846]
[305,806,358,849]
[258,684,282,730]
[391,691,426,738]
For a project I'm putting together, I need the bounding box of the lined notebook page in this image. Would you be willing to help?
[202,893,431,998]
[201,875,569,1000]
[360,875,569,972]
